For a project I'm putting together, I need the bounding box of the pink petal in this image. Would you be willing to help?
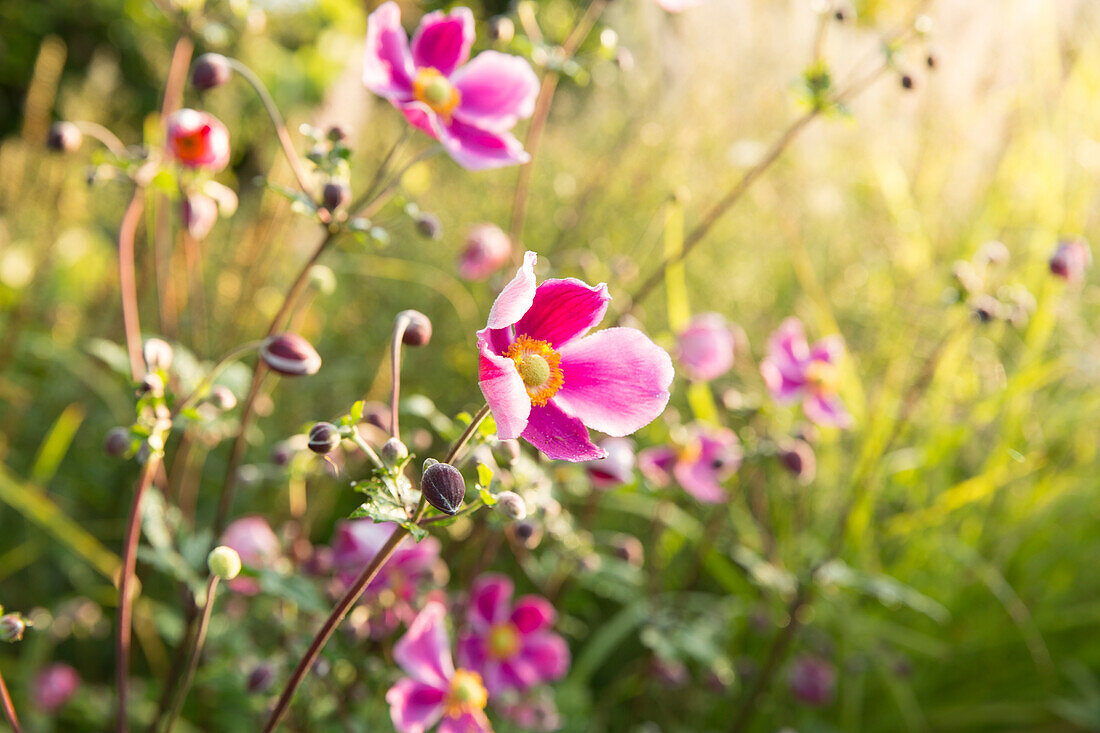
[510,595,555,634]
[363,2,415,98]
[440,117,530,170]
[553,327,673,437]
[411,7,474,77]
[386,678,446,733]
[394,602,455,688]
[514,632,570,687]
[468,573,514,629]
[478,339,531,441]
[585,437,636,488]
[673,458,727,503]
[522,401,605,462]
[760,357,805,403]
[677,312,735,381]
[809,335,845,365]
[396,100,441,139]
[515,278,610,348]
[453,51,539,132]
[455,632,488,672]
[486,251,537,330]
[438,709,493,733]
[673,430,740,504]
[637,446,677,486]
[803,393,853,429]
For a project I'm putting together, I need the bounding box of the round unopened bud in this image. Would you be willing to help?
[139,373,165,398]
[191,53,232,90]
[382,437,409,466]
[976,240,1010,266]
[271,441,294,467]
[611,534,644,567]
[327,125,348,142]
[491,438,521,466]
[308,422,340,454]
[488,16,515,44]
[511,520,542,549]
[900,73,915,90]
[421,462,465,515]
[399,310,432,347]
[322,181,350,212]
[971,294,1003,323]
[0,614,27,643]
[208,385,237,410]
[104,427,131,457]
[143,338,174,371]
[778,439,816,485]
[248,664,275,693]
[1049,238,1091,282]
[362,401,390,430]
[494,491,527,520]
[414,212,442,240]
[207,545,242,580]
[260,333,322,376]
[47,122,82,153]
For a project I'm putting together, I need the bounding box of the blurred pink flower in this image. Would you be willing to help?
[331,518,442,636]
[477,252,673,462]
[456,574,570,696]
[638,425,742,503]
[386,601,492,733]
[165,108,230,171]
[497,689,562,732]
[788,654,836,707]
[655,0,707,12]
[32,663,80,712]
[220,515,280,594]
[363,2,539,170]
[584,437,636,489]
[760,318,852,428]
[1049,238,1091,283]
[181,193,218,240]
[459,224,512,280]
[676,312,736,381]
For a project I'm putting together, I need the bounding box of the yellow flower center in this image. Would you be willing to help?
[487,622,521,660]
[174,130,205,159]
[444,669,488,717]
[677,440,703,465]
[413,68,461,120]
[804,360,840,395]
[505,336,564,407]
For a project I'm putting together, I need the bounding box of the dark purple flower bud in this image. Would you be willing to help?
[47,122,82,152]
[322,181,350,212]
[143,338,174,372]
[421,462,465,515]
[191,53,232,90]
[308,422,340,454]
[584,438,635,488]
[382,437,409,466]
[900,73,915,90]
[326,125,347,142]
[610,533,644,567]
[271,441,294,467]
[1049,238,1091,282]
[208,385,237,410]
[788,654,836,707]
[414,212,442,240]
[0,614,27,643]
[398,310,432,347]
[488,16,515,43]
[511,520,542,548]
[248,664,275,694]
[494,491,527,520]
[104,427,131,457]
[926,52,937,69]
[260,333,322,376]
[778,439,816,484]
[361,401,391,430]
[971,294,1003,323]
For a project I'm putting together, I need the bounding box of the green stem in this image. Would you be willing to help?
[161,576,220,733]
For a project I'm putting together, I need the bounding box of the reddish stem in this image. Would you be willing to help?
[0,666,22,733]
[118,190,147,381]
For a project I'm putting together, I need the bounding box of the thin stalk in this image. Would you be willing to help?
[350,128,411,213]
[173,340,264,415]
[347,429,385,471]
[390,314,412,438]
[118,189,147,381]
[0,666,22,733]
[161,576,220,733]
[72,121,128,156]
[447,404,491,464]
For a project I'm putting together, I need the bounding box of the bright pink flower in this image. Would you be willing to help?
[676,312,736,381]
[760,318,852,429]
[220,515,280,595]
[459,224,513,280]
[363,2,538,170]
[1049,237,1091,282]
[331,518,442,635]
[655,0,707,11]
[638,425,742,503]
[477,252,673,462]
[584,437,636,489]
[165,108,230,171]
[456,574,569,696]
[386,602,493,733]
[788,654,836,707]
[32,663,80,712]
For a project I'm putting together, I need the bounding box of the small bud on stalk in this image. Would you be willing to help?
[610,534,644,567]
[207,545,242,580]
[322,181,350,212]
[494,491,527,520]
[491,438,521,466]
[421,462,465,515]
[104,427,131,457]
[414,212,442,240]
[47,122,82,152]
[143,338,174,372]
[1049,238,1091,283]
[308,422,340,455]
[398,310,432,347]
[382,437,409,466]
[248,664,275,694]
[0,614,27,643]
[191,53,232,90]
[778,439,817,484]
[260,333,322,376]
[139,373,165,398]
[208,385,237,411]
[488,16,514,44]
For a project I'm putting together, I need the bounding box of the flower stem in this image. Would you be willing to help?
[390,313,412,439]
[160,576,220,733]
[118,188,147,382]
[347,428,385,471]
[172,340,264,416]
[0,666,23,733]
[260,527,409,733]
[447,404,491,464]
[71,121,128,156]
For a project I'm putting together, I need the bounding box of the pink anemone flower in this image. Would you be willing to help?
[456,574,570,696]
[363,2,539,170]
[477,252,673,462]
[165,108,230,171]
[760,318,852,428]
[32,663,80,712]
[584,437,636,489]
[638,425,742,503]
[676,312,736,381]
[386,601,492,733]
[220,515,280,594]
[331,518,442,635]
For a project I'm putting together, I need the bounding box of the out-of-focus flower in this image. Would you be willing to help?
[584,438,636,489]
[220,515,280,594]
[655,0,707,12]
[457,574,570,696]
[1049,238,1091,283]
[33,663,80,712]
[363,2,539,170]
[638,425,741,503]
[386,602,492,733]
[676,313,736,381]
[788,654,836,707]
[459,224,513,280]
[331,518,442,636]
[497,689,562,732]
[165,109,230,171]
[760,318,852,429]
[181,192,219,240]
[477,252,673,461]
[778,438,816,484]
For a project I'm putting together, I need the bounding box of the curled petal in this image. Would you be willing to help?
[395,100,441,138]
[803,393,853,429]
[440,117,531,171]
[760,356,805,403]
[478,340,531,440]
[453,51,539,132]
[487,251,537,330]
[809,335,845,365]
[363,2,415,98]
[393,602,455,688]
[438,709,493,733]
[522,401,605,462]
[455,633,487,672]
[468,573,514,629]
[511,595,556,634]
[554,327,673,437]
[638,446,677,486]
[386,678,446,733]
[513,632,571,687]
[411,7,475,77]
[516,278,610,349]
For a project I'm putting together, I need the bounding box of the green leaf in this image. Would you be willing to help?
[478,487,497,506]
[476,462,494,488]
[349,400,364,423]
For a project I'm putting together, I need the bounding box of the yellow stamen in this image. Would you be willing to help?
[804,360,840,395]
[487,622,521,660]
[505,336,564,407]
[413,67,461,120]
[444,669,488,717]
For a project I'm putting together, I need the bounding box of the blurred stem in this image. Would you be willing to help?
[353,145,442,220]
[71,121,127,156]
[508,0,609,253]
[261,527,409,733]
[419,498,484,526]
[353,128,411,212]
[173,340,263,415]
[0,666,22,733]
[118,188,147,382]
[447,404,491,464]
[390,313,412,438]
[161,576,219,733]
[116,455,161,733]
